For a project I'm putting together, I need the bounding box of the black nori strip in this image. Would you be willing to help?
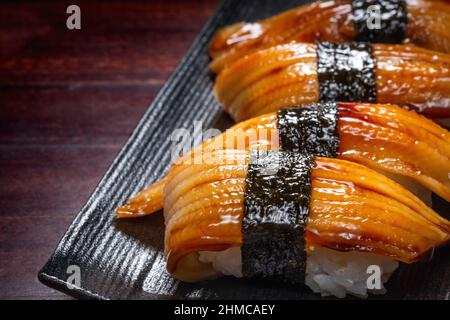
[317,42,377,103]
[352,0,407,43]
[242,151,313,284]
[277,102,339,158]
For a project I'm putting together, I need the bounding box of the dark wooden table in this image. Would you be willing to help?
[0,0,219,299]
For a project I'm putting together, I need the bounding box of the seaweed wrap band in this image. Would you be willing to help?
[351,0,407,43]
[277,102,339,158]
[242,151,314,284]
[316,42,377,103]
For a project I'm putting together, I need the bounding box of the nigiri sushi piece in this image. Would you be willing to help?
[214,43,450,122]
[117,102,450,217]
[209,0,450,73]
[117,149,450,298]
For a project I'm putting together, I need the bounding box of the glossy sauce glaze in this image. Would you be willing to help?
[214,43,450,121]
[157,150,449,282]
[209,0,450,73]
[336,102,450,201]
[116,102,450,219]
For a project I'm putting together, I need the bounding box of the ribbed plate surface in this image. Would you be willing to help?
[39,0,449,300]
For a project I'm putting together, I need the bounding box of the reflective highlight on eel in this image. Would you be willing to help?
[117,102,450,214]
[214,43,450,121]
[209,0,450,73]
[117,149,450,284]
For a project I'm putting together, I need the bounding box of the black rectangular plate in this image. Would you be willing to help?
[39,0,449,300]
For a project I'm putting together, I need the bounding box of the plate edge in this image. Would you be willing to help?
[37,0,230,300]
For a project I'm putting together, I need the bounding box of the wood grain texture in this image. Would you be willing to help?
[0,0,219,299]
[36,0,449,300]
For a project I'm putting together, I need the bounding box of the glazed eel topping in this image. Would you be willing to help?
[137,149,449,282]
[214,42,450,122]
[117,102,450,217]
[209,0,450,73]
[116,102,450,282]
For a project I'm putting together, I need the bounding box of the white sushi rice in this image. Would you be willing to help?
[304,246,398,298]
[199,246,398,298]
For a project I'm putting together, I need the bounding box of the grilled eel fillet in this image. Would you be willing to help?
[117,102,450,213]
[214,43,450,121]
[117,149,449,282]
[209,0,450,73]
